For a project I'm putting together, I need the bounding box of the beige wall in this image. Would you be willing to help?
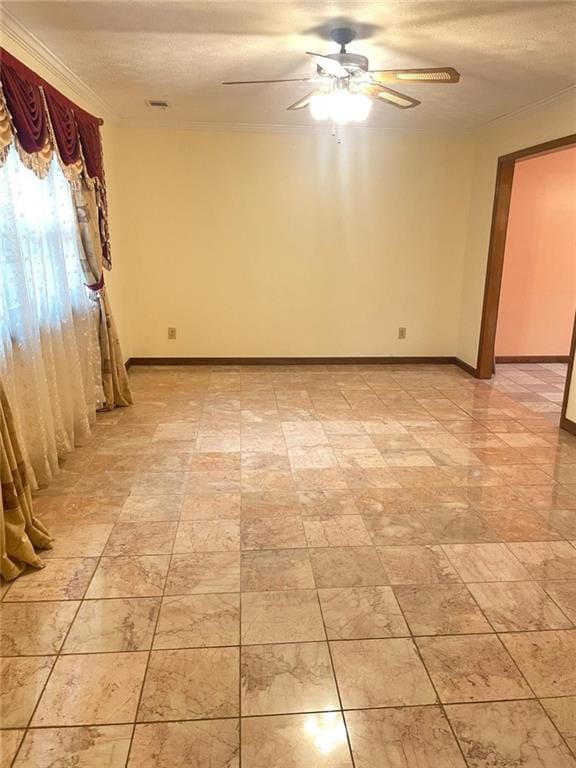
[111,125,474,358]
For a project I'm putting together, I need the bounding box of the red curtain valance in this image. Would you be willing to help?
[0,48,110,268]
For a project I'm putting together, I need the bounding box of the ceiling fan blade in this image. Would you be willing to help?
[222,77,318,85]
[369,68,460,84]
[306,52,348,78]
[286,90,320,111]
[360,82,421,109]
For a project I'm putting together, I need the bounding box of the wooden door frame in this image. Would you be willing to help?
[560,312,576,435]
[475,133,576,430]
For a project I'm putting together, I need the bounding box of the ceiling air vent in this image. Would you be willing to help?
[145,99,169,109]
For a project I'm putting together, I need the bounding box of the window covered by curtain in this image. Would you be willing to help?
[0,145,103,487]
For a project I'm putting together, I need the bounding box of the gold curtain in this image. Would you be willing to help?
[72,176,132,409]
[1,380,53,581]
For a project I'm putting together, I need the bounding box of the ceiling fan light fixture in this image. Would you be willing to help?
[310,91,372,124]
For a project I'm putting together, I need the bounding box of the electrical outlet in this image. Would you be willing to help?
[398,327,407,340]
[167,327,177,340]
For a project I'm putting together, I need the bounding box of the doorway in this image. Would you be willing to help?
[476,133,576,431]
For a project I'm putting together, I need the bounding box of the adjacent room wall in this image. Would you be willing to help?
[111,125,474,358]
[495,146,576,357]
[457,90,576,367]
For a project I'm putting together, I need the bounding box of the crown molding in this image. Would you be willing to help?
[484,84,576,128]
[0,8,117,120]
[121,117,472,137]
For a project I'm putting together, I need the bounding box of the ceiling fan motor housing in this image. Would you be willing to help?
[317,52,369,76]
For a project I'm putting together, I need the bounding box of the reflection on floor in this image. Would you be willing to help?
[492,362,568,423]
[1,362,576,767]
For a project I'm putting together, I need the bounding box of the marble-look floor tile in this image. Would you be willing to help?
[362,511,435,546]
[326,435,373,453]
[507,542,576,580]
[241,470,295,493]
[240,491,302,520]
[345,706,466,768]
[187,469,241,494]
[468,581,573,631]
[241,517,306,550]
[86,556,170,598]
[63,598,160,653]
[241,549,315,591]
[303,515,372,547]
[499,432,550,448]
[0,656,54,728]
[501,629,576,696]
[32,652,147,726]
[4,558,98,602]
[180,492,241,520]
[174,520,240,552]
[377,545,460,584]
[119,494,183,522]
[241,642,339,715]
[138,647,239,721]
[128,719,239,768]
[442,543,530,582]
[446,700,576,768]
[291,468,349,491]
[103,522,177,556]
[153,593,239,648]
[241,590,325,645]
[541,697,576,756]
[418,508,499,543]
[131,471,187,496]
[298,490,359,517]
[542,580,576,622]
[165,553,240,595]
[309,547,388,588]
[288,446,338,470]
[0,729,24,768]
[139,453,192,473]
[394,584,491,635]
[241,712,353,768]
[189,452,240,472]
[330,638,436,708]
[416,634,532,703]
[0,601,78,655]
[318,586,408,639]
[14,725,132,768]
[544,509,576,539]
[43,523,114,558]
[281,421,327,448]
[480,508,564,542]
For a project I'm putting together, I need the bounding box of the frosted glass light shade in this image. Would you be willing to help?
[310,91,372,124]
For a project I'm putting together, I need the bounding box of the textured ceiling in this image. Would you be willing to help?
[3,0,576,130]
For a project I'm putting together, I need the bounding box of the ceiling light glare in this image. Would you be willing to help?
[348,93,372,121]
[310,93,332,120]
[310,91,372,124]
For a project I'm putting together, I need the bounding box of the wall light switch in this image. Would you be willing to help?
[398,327,407,340]
[168,327,177,340]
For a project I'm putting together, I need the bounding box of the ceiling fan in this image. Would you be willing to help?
[223,28,460,124]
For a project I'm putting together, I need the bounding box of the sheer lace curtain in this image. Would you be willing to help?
[0,144,103,488]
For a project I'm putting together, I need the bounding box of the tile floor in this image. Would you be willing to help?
[1,362,576,767]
